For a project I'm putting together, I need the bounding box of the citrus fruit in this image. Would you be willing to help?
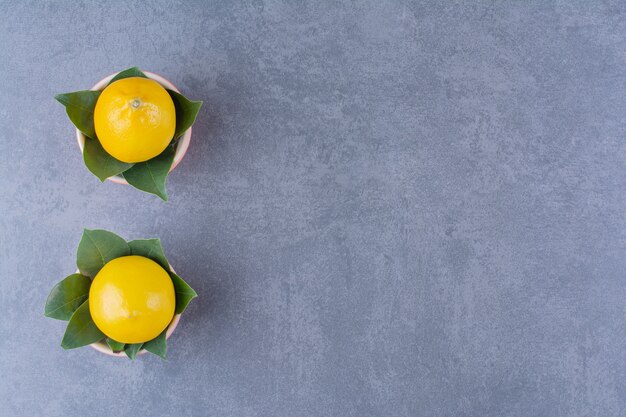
[94,77,176,163]
[89,255,175,344]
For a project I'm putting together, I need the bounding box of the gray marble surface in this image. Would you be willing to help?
[1,1,625,416]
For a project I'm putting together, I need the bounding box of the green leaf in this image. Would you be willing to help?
[128,238,170,271]
[108,67,147,85]
[170,272,197,314]
[61,300,105,349]
[142,330,167,359]
[122,145,175,201]
[167,89,202,139]
[83,136,133,181]
[124,343,143,360]
[44,274,91,320]
[77,229,130,277]
[106,338,125,352]
[54,90,100,139]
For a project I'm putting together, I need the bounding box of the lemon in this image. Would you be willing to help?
[94,77,176,163]
[89,255,175,344]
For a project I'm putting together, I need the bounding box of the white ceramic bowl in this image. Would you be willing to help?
[76,70,192,184]
[88,264,182,358]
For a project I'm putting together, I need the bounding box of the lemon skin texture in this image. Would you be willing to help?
[89,255,176,344]
[94,77,176,163]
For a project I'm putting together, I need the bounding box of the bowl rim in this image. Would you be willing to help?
[88,263,182,358]
[75,69,192,185]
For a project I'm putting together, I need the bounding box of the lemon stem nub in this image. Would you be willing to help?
[131,99,141,109]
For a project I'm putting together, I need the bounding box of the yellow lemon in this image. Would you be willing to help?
[89,255,175,344]
[94,77,176,163]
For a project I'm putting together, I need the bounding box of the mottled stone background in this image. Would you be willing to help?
[1,1,624,416]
